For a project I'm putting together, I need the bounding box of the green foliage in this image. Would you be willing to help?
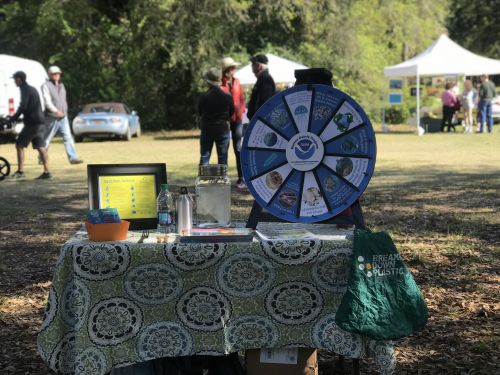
[385,106,408,124]
[0,0,453,129]
[447,0,500,59]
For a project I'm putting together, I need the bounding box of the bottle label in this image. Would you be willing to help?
[158,212,173,225]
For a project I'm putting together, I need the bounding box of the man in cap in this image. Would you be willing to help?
[41,65,83,164]
[220,57,246,189]
[7,71,52,179]
[477,74,496,133]
[247,54,276,120]
[198,67,234,166]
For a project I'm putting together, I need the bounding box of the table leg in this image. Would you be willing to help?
[352,358,360,375]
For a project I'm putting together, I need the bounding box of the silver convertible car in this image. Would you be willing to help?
[72,102,141,141]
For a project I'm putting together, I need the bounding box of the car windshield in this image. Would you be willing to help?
[81,103,126,114]
[89,106,113,113]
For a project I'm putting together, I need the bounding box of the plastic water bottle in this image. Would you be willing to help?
[177,187,193,236]
[157,184,175,233]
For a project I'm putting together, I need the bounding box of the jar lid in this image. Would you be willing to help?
[199,164,227,177]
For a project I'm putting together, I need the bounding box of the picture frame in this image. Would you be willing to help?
[87,163,167,230]
[388,93,403,105]
[389,79,403,90]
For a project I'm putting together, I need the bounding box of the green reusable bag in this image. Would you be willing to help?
[335,229,428,340]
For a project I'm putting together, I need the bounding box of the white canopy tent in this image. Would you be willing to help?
[235,53,308,85]
[384,34,500,132]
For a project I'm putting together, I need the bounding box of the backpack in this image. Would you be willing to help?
[335,229,428,340]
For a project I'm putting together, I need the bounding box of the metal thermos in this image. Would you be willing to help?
[177,187,193,235]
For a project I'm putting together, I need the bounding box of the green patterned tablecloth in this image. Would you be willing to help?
[38,229,395,374]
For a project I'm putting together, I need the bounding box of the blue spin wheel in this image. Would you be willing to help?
[241,84,376,223]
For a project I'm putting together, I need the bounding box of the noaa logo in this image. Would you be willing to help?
[286,132,324,172]
[294,139,316,160]
[294,105,308,115]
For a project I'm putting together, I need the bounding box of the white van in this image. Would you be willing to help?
[0,54,48,137]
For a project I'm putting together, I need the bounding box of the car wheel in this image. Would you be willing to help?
[123,127,132,141]
[133,122,141,138]
[74,135,84,142]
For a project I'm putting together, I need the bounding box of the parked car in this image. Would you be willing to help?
[0,54,48,139]
[72,102,141,141]
[492,95,500,123]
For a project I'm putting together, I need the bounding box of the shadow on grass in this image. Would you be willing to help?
[0,165,498,374]
[153,134,199,141]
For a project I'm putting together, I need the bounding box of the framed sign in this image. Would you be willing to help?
[389,79,403,90]
[241,84,376,223]
[87,163,167,230]
[388,93,403,104]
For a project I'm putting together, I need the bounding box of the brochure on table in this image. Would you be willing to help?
[241,84,376,223]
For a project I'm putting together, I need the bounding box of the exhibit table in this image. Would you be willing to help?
[37,226,395,374]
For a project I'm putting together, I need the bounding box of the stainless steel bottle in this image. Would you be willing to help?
[177,186,193,235]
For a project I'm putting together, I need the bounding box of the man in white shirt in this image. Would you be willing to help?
[41,65,83,164]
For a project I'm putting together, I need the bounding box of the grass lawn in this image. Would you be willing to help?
[0,128,499,374]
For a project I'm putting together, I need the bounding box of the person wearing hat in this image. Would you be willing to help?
[6,71,52,179]
[247,54,276,121]
[198,67,234,166]
[41,65,83,164]
[220,57,246,189]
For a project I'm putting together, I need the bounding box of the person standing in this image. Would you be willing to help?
[198,67,234,166]
[247,54,276,121]
[460,80,475,134]
[220,57,246,189]
[41,65,83,164]
[7,71,52,179]
[477,74,496,133]
[440,82,459,132]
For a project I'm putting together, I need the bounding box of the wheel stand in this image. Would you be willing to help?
[244,68,366,375]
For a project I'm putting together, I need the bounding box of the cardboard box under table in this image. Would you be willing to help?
[246,348,317,375]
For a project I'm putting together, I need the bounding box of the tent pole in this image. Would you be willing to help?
[416,70,421,133]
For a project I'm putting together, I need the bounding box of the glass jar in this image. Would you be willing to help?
[195,164,231,227]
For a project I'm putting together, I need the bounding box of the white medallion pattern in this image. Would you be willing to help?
[124,263,183,305]
[37,335,50,364]
[367,339,396,374]
[265,282,324,325]
[165,243,226,271]
[73,243,131,281]
[136,321,194,360]
[260,239,321,265]
[224,315,279,352]
[88,297,143,346]
[311,313,363,357]
[176,287,232,331]
[49,332,78,374]
[216,252,275,297]
[41,287,58,331]
[61,279,91,331]
[311,249,352,293]
[55,244,73,271]
[74,347,108,375]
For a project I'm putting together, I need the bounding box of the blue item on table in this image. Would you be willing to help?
[87,208,121,224]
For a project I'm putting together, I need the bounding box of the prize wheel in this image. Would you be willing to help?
[241,84,376,223]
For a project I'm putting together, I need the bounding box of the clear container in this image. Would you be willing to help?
[157,183,175,233]
[195,164,231,227]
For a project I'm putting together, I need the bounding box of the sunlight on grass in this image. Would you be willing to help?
[1,131,499,186]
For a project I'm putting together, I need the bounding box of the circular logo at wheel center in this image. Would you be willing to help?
[286,132,324,171]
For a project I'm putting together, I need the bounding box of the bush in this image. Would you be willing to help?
[385,105,409,124]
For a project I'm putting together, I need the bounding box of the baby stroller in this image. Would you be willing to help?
[0,118,12,180]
